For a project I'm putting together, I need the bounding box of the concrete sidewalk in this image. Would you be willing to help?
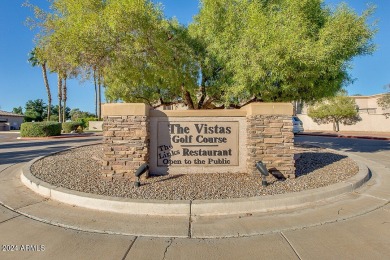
[298,130,390,140]
[0,139,389,259]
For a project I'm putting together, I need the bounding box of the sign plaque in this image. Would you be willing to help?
[157,121,239,166]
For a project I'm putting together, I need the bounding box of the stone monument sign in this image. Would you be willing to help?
[102,103,295,179]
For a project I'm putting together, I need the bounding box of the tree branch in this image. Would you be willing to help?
[197,73,207,109]
[181,84,195,109]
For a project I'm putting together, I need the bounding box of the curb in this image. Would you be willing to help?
[17,133,101,140]
[21,148,371,217]
[192,159,369,216]
[297,132,390,141]
[21,156,190,217]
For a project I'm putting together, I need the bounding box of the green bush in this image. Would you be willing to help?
[21,122,62,137]
[62,122,82,133]
[75,118,86,129]
[49,115,59,122]
[76,117,98,129]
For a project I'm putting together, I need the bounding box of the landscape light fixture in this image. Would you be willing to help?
[134,163,149,188]
[256,161,269,187]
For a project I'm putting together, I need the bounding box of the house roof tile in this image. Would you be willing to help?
[0,110,24,117]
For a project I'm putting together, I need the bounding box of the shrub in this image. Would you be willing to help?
[21,122,62,137]
[76,117,98,129]
[75,118,86,129]
[49,115,59,122]
[62,122,82,133]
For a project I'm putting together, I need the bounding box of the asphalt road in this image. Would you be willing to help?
[0,137,103,171]
[296,135,390,168]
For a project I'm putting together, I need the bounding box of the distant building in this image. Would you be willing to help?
[0,110,24,131]
[297,94,390,132]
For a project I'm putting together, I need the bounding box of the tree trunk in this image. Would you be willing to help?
[202,98,215,109]
[97,72,102,120]
[41,63,51,121]
[62,75,67,122]
[93,69,98,118]
[332,119,340,132]
[182,85,195,110]
[58,74,63,123]
[197,75,207,109]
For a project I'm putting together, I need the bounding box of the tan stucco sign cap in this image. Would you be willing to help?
[102,102,293,117]
[241,103,293,116]
[102,103,150,116]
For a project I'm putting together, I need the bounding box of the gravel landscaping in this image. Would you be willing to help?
[30,144,359,200]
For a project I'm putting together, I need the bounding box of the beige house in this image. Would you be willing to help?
[297,94,390,132]
[0,110,24,131]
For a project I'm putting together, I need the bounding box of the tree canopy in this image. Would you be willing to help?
[28,0,198,107]
[377,84,390,118]
[28,0,376,109]
[69,108,96,121]
[190,0,376,106]
[307,91,360,132]
[22,99,71,122]
[12,106,24,115]
[24,99,47,122]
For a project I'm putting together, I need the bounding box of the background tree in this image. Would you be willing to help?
[189,0,376,107]
[377,84,390,118]
[12,107,24,115]
[28,0,199,111]
[308,92,360,132]
[26,0,78,122]
[28,47,52,120]
[50,105,71,121]
[24,99,47,122]
[94,1,199,109]
[69,108,96,121]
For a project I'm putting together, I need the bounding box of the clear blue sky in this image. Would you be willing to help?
[0,0,389,113]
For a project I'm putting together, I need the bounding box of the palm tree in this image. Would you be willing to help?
[28,48,52,121]
[93,68,98,118]
[57,74,63,123]
[62,73,67,122]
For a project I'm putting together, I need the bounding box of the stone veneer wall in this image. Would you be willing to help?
[246,115,295,178]
[102,104,150,180]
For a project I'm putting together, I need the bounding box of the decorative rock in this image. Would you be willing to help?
[29,144,359,200]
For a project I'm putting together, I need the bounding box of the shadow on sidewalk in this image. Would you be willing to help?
[0,137,102,150]
[0,146,73,164]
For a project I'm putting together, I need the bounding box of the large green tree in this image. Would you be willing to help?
[189,0,376,107]
[24,99,47,122]
[12,106,23,115]
[28,0,199,110]
[96,1,199,109]
[377,84,390,118]
[69,108,95,121]
[308,92,360,132]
